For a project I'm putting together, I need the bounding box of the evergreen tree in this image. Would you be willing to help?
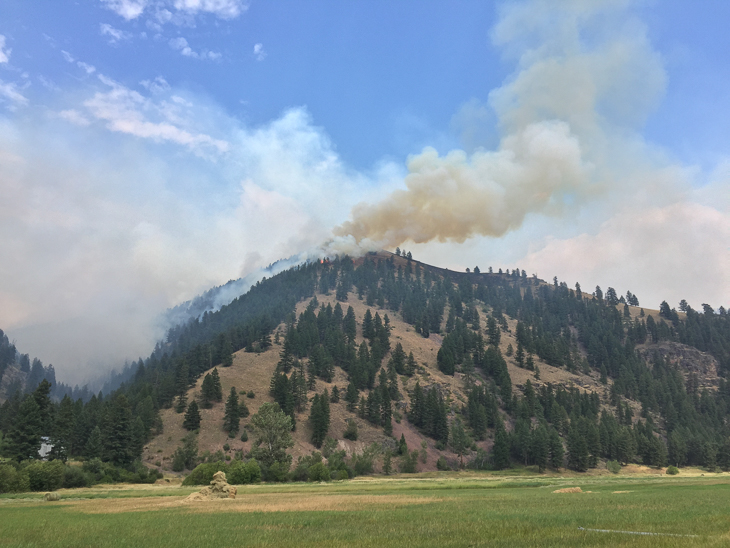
[345,382,359,412]
[103,395,133,467]
[567,424,589,472]
[548,428,564,469]
[3,395,42,461]
[449,417,471,468]
[211,368,223,401]
[492,423,510,470]
[183,400,201,431]
[85,425,102,459]
[223,387,240,435]
[309,391,331,448]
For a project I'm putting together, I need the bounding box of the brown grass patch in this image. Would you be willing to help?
[612,491,632,494]
[67,493,439,514]
[552,487,583,493]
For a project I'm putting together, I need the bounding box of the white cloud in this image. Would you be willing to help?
[169,36,221,60]
[57,109,91,126]
[0,35,11,64]
[83,75,229,154]
[77,62,97,75]
[100,23,133,44]
[101,0,247,23]
[0,80,28,107]
[253,42,266,61]
[101,0,148,20]
[61,50,97,75]
[140,75,170,94]
[171,0,247,19]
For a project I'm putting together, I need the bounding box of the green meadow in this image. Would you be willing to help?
[1,473,728,547]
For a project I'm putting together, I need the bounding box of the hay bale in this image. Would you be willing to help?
[44,492,61,502]
[183,470,236,502]
[552,487,583,494]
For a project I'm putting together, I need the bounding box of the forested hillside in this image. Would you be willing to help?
[2,251,730,491]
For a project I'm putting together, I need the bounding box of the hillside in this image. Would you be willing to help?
[140,251,729,474]
[3,250,730,479]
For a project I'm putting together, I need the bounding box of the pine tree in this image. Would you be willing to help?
[201,373,215,408]
[85,425,103,459]
[309,392,330,448]
[223,387,240,435]
[450,417,471,468]
[183,400,201,431]
[103,395,133,467]
[548,428,564,469]
[345,382,358,412]
[492,423,510,470]
[211,368,223,401]
[3,395,42,461]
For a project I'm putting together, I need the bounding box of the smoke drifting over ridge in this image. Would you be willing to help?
[335,121,590,248]
[335,0,667,251]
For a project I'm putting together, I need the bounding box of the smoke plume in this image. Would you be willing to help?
[335,0,666,251]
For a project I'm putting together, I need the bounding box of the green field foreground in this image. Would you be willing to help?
[1,473,729,547]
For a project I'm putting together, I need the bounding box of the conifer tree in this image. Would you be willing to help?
[548,428,564,469]
[211,368,223,401]
[183,400,201,431]
[492,423,510,470]
[223,387,240,435]
[345,382,358,412]
[3,395,41,461]
[85,425,103,459]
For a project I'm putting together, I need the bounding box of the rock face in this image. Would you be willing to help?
[637,342,719,389]
[185,471,237,501]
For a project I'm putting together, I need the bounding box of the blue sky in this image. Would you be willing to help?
[1,0,729,383]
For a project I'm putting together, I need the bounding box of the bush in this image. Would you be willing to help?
[63,465,92,488]
[25,461,64,492]
[399,450,420,474]
[436,456,450,471]
[307,462,331,482]
[265,461,289,482]
[607,460,621,474]
[0,464,30,493]
[223,443,230,452]
[228,459,260,485]
[666,465,679,475]
[240,430,248,442]
[343,419,358,441]
[335,469,349,481]
[182,462,229,486]
[247,391,255,399]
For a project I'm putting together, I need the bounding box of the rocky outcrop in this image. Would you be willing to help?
[637,342,719,389]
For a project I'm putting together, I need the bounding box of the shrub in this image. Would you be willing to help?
[307,462,331,482]
[182,462,229,486]
[244,460,261,483]
[63,466,92,488]
[228,461,251,484]
[399,450,420,474]
[666,465,679,475]
[335,469,349,481]
[247,391,255,399]
[436,456,450,471]
[265,461,289,482]
[0,464,30,493]
[25,461,64,492]
[223,443,230,452]
[607,460,621,474]
[343,419,358,441]
[240,430,249,442]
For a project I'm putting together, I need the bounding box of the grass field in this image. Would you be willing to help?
[1,472,729,547]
